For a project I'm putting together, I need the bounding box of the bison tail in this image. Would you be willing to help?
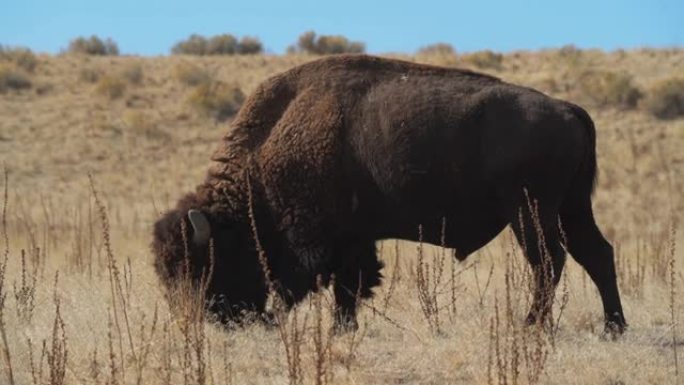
[568,103,598,196]
[558,103,600,240]
[558,103,602,252]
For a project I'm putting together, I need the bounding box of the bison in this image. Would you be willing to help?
[152,54,626,334]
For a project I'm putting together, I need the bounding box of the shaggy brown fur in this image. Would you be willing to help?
[153,54,625,333]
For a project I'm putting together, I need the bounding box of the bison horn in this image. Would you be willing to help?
[187,209,211,245]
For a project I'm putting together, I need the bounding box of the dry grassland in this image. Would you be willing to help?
[0,49,682,384]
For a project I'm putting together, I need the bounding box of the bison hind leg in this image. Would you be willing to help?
[510,198,567,328]
[559,190,626,335]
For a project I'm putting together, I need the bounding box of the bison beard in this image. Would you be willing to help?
[152,54,627,334]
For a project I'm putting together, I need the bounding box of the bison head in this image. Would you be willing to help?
[152,193,268,324]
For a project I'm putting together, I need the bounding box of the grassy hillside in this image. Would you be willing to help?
[0,49,682,384]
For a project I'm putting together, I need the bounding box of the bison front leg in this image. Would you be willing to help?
[332,239,383,333]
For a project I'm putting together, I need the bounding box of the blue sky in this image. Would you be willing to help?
[1,0,682,55]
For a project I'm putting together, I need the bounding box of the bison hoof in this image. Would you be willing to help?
[333,317,359,334]
[260,312,278,328]
[603,313,627,339]
[524,310,547,327]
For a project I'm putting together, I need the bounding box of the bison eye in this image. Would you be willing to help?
[188,209,211,245]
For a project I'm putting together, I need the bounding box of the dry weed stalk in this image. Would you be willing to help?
[124,257,134,302]
[189,298,209,385]
[312,276,335,385]
[0,253,14,385]
[487,251,528,385]
[14,194,37,254]
[649,231,671,282]
[473,261,495,309]
[414,223,447,334]
[87,192,95,279]
[47,272,68,385]
[245,172,275,294]
[133,305,159,385]
[174,220,214,385]
[522,322,550,385]
[90,174,172,385]
[89,174,128,381]
[381,240,401,313]
[668,219,679,383]
[205,337,215,385]
[342,318,368,371]
[87,345,101,384]
[247,172,309,384]
[278,306,307,385]
[555,218,570,331]
[618,238,647,298]
[486,193,556,385]
[0,167,15,385]
[357,296,423,341]
[523,194,554,379]
[488,291,551,385]
[107,311,120,385]
[552,269,569,340]
[70,202,86,272]
[13,249,37,323]
[1,169,7,259]
[525,191,555,329]
[487,319,494,385]
[27,338,47,385]
[222,340,233,385]
[449,248,460,319]
[488,297,520,385]
[160,319,173,385]
[38,194,53,273]
[492,298,506,385]
[505,265,522,385]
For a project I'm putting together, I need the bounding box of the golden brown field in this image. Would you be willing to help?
[0,49,682,384]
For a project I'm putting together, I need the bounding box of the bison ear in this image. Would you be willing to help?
[188,209,211,245]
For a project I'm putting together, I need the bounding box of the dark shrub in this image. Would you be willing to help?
[173,62,211,86]
[576,71,642,109]
[463,50,503,70]
[643,77,684,119]
[79,67,102,83]
[0,63,32,92]
[558,44,582,59]
[95,75,126,99]
[288,31,365,55]
[172,34,208,55]
[187,81,245,121]
[206,34,238,55]
[68,36,119,56]
[237,36,263,54]
[120,62,144,85]
[0,46,38,72]
[417,43,456,56]
[172,34,263,55]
